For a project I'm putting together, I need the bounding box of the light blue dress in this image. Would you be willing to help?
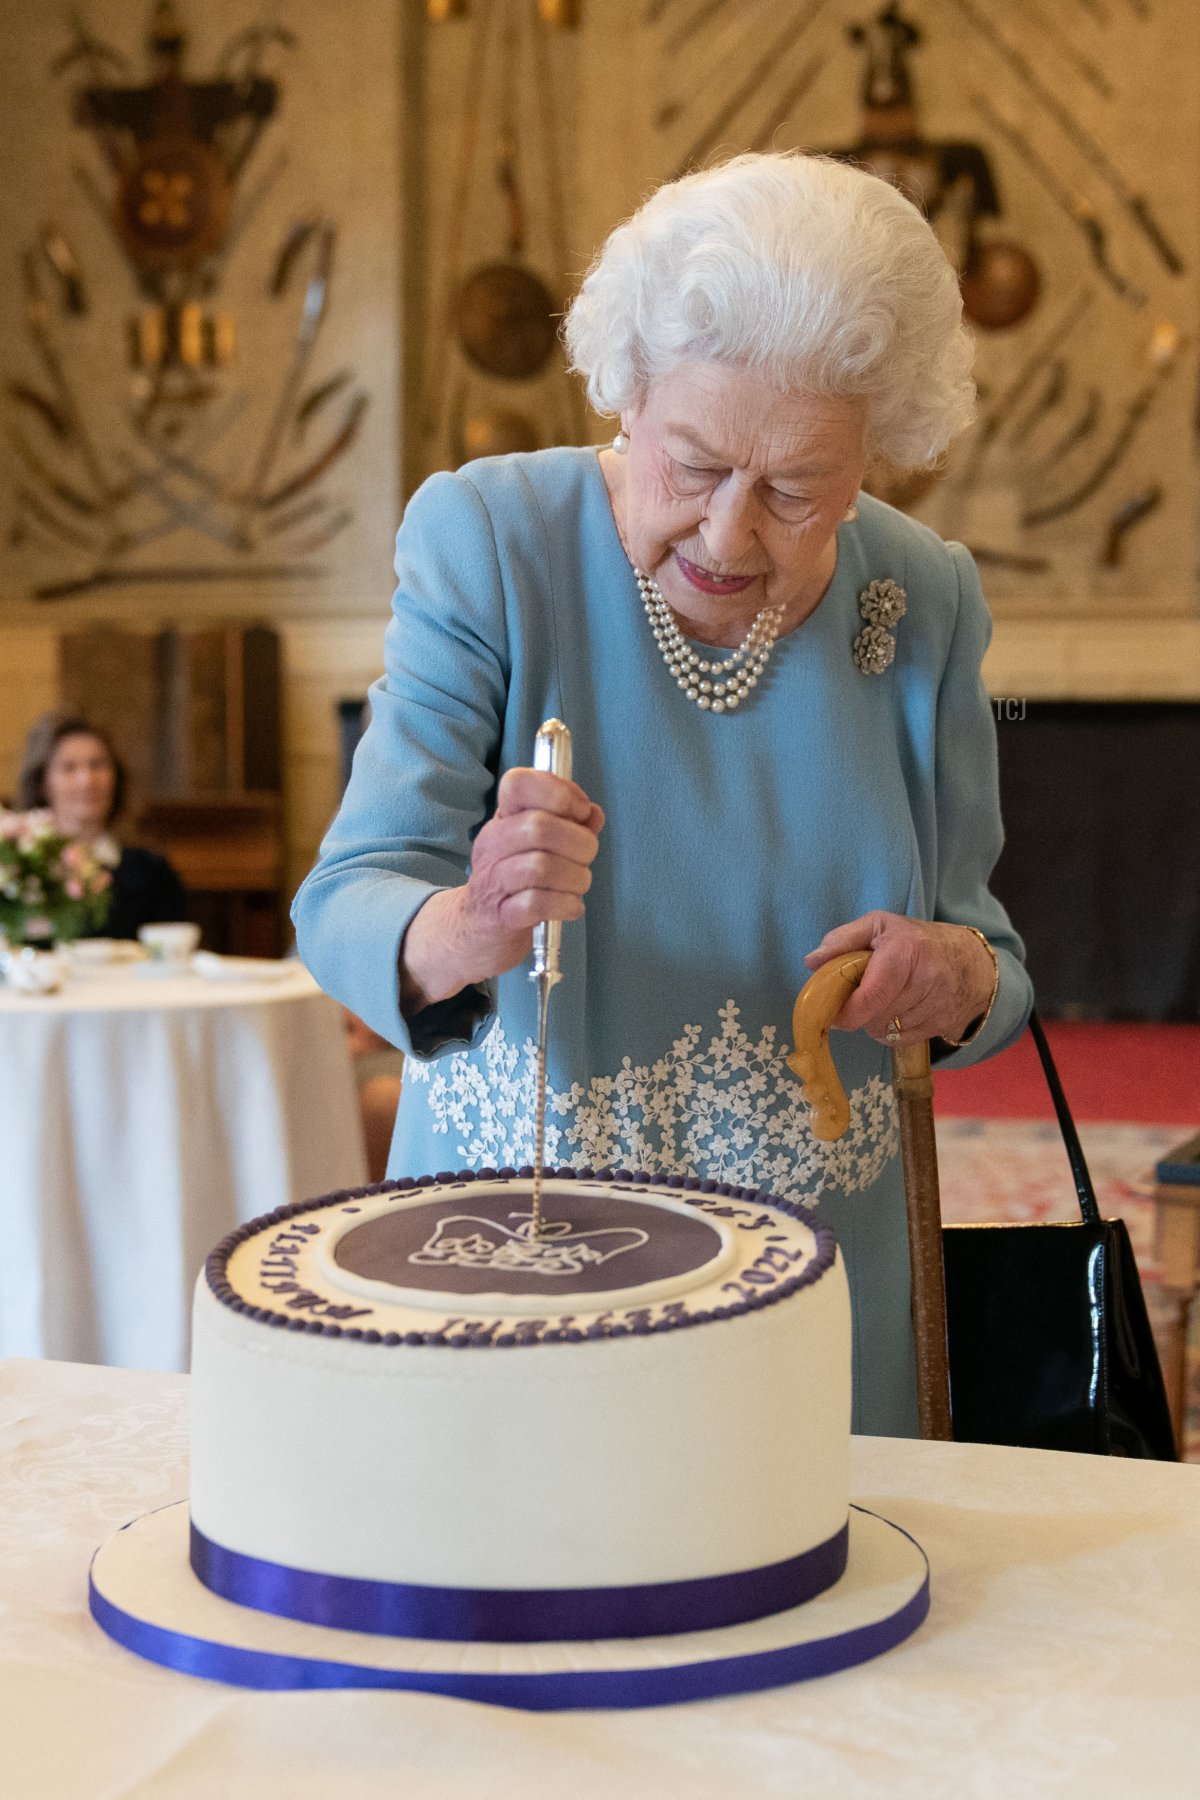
[293,447,1033,1435]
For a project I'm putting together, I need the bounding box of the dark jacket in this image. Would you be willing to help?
[95,847,189,941]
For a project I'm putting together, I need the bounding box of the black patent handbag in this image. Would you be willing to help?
[941,1011,1178,1460]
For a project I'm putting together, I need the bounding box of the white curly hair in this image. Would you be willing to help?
[563,152,975,469]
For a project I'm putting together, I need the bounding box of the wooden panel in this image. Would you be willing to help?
[242,628,283,792]
[0,627,59,799]
[139,792,285,950]
[157,629,229,794]
[165,840,282,892]
[60,627,161,826]
[139,794,282,876]
[72,626,288,955]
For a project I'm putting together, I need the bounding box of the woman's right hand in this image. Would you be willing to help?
[399,769,605,1015]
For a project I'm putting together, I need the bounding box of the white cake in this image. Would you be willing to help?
[189,1166,852,1634]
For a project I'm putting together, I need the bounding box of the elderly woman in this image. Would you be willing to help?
[294,153,1032,1435]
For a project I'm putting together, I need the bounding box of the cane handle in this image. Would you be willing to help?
[785,951,871,1140]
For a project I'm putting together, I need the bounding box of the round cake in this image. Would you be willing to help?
[189,1166,852,1637]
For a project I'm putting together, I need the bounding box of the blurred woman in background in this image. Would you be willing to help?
[16,711,188,941]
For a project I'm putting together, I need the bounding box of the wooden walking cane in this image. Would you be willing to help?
[786,952,954,1440]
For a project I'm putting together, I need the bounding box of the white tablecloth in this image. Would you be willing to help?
[1,1358,1197,1800]
[0,962,366,1371]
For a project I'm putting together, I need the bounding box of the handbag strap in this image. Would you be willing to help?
[1026,1009,1101,1227]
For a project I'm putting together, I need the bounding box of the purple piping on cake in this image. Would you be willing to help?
[204,1168,840,1348]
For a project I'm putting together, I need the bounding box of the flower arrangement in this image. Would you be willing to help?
[0,809,113,944]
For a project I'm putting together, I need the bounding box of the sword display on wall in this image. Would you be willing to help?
[1007,0,1114,101]
[1008,359,1068,448]
[949,0,1184,275]
[1027,388,1102,478]
[654,0,778,133]
[4,3,369,601]
[1100,483,1163,566]
[662,0,738,57]
[672,0,837,176]
[968,92,1147,309]
[1022,324,1182,529]
[748,54,828,155]
[952,286,1097,503]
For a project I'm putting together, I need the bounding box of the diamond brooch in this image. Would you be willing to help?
[852,578,907,675]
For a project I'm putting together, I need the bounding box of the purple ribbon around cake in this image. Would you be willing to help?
[188,1517,850,1642]
[88,1508,930,1707]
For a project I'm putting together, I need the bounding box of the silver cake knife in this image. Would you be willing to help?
[529,718,572,1238]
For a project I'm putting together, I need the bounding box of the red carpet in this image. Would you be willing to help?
[934,1021,1200,1126]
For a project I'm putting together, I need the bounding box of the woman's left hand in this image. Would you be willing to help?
[803,912,996,1047]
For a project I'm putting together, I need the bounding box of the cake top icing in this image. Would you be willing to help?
[330,1185,731,1308]
[206,1167,838,1348]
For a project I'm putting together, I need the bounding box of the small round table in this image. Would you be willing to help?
[0,955,367,1371]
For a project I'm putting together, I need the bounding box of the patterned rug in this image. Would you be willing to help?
[935,1116,1197,1462]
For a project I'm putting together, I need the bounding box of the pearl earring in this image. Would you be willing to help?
[612,429,629,455]
[843,497,859,522]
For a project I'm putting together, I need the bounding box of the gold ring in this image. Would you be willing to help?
[886,1015,903,1043]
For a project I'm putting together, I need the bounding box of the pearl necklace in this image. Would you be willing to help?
[634,568,784,712]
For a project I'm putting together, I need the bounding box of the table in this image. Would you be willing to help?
[1153,1153,1200,1450]
[0,960,366,1371]
[2,1358,1197,1800]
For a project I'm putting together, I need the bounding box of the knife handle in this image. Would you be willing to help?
[531,719,572,980]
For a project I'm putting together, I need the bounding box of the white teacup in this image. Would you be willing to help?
[0,946,66,994]
[138,921,201,965]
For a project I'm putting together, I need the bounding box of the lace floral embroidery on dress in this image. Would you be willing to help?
[405,1000,898,1206]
